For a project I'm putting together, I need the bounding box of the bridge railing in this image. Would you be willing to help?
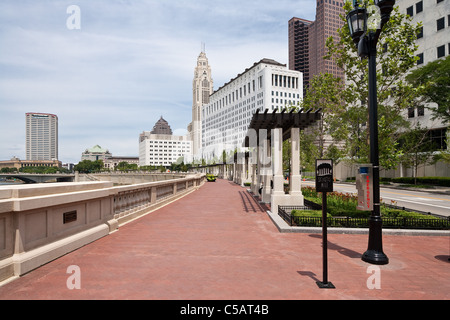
[0,173,205,283]
[111,176,203,225]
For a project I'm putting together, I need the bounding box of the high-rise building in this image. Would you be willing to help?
[25,112,58,161]
[188,49,214,158]
[289,0,345,90]
[289,17,313,93]
[201,58,303,159]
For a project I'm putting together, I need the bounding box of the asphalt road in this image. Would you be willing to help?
[302,181,450,218]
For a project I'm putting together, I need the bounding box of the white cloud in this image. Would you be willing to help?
[0,0,317,164]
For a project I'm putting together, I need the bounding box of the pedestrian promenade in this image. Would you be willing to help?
[0,179,448,300]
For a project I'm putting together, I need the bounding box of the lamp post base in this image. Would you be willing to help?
[362,250,389,265]
[316,281,336,289]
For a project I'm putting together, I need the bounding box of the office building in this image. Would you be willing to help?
[397,0,449,150]
[201,58,303,159]
[289,17,313,93]
[289,0,345,90]
[140,117,192,167]
[26,112,58,161]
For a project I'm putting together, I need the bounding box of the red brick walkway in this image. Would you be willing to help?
[0,179,449,300]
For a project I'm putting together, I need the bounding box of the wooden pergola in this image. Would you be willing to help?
[242,108,322,212]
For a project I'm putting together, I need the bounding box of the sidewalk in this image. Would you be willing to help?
[0,179,448,300]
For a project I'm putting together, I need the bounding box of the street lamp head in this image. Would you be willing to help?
[374,0,396,27]
[346,7,367,46]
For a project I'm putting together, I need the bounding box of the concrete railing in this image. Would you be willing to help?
[76,172,189,185]
[0,174,205,283]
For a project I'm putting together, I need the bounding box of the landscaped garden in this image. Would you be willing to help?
[280,186,450,230]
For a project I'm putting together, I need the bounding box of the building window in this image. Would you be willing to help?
[408,107,415,118]
[416,1,423,13]
[437,45,445,58]
[417,26,423,39]
[406,6,413,17]
[418,106,425,117]
[429,128,448,151]
[437,17,445,31]
[417,53,424,65]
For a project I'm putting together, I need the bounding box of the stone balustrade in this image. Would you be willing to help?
[0,174,205,283]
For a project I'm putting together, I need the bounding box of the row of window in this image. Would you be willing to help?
[210,76,264,111]
[271,74,300,89]
[148,141,189,145]
[408,106,425,118]
[417,43,450,64]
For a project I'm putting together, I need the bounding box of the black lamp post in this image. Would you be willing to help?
[347,0,395,265]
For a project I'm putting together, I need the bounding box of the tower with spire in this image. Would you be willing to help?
[188,46,213,158]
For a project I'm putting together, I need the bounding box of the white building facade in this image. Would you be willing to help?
[139,133,192,167]
[397,0,449,146]
[201,58,303,160]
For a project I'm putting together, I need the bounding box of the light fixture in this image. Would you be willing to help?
[346,7,367,46]
[375,0,396,26]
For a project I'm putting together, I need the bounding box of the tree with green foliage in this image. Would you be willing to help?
[74,160,104,173]
[398,123,437,183]
[406,55,450,124]
[317,2,423,169]
[116,161,138,171]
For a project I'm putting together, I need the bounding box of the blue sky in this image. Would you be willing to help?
[0,0,317,164]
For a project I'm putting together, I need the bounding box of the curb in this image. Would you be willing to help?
[265,210,450,237]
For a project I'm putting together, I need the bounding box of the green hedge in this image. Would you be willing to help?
[391,177,450,187]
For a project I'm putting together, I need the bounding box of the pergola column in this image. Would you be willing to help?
[251,145,259,195]
[260,132,272,203]
[289,127,302,197]
[272,128,284,196]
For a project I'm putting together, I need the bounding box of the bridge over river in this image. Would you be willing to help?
[0,173,75,184]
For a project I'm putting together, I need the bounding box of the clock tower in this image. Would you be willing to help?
[188,47,213,158]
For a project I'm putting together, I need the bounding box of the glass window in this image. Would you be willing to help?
[417,26,423,39]
[437,45,445,58]
[406,6,413,17]
[418,106,425,117]
[416,1,423,13]
[437,17,445,31]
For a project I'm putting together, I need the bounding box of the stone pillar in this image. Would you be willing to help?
[251,149,258,193]
[289,127,302,197]
[271,128,285,213]
[261,132,272,203]
[272,128,284,196]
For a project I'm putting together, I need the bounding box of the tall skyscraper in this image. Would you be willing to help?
[289,0,345,90]
[188,48,213,157]
[26,112,58,161]
[289,17,313,93]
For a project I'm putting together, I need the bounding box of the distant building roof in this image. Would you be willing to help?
[151,117,173,135]
[85,145,109,154]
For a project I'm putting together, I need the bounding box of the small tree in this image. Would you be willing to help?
[406,55,450,124]
[324,3,422,170]
[398,123,436,183]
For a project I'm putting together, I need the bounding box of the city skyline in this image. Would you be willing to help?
[0,0,318,164]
